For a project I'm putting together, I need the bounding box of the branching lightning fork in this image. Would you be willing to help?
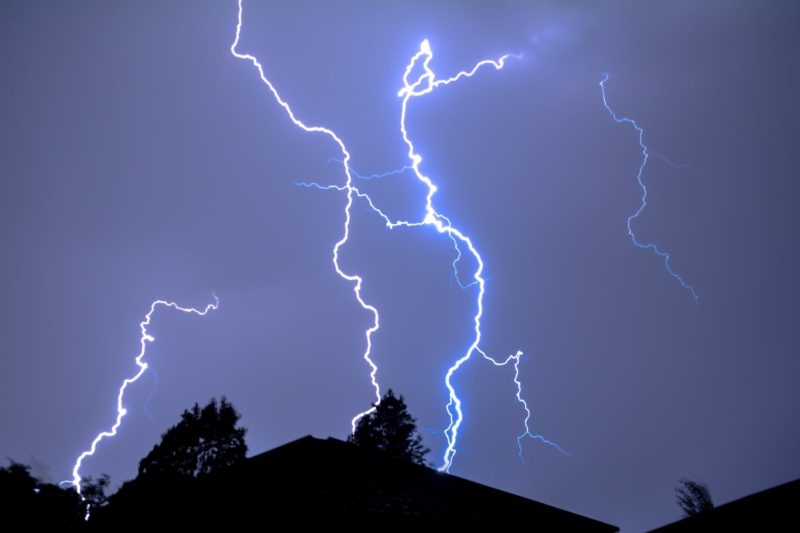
[393,39,572,471]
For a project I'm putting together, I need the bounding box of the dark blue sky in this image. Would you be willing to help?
[2,1,799,531]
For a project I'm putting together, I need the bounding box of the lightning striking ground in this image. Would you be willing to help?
[600,74,698,301]
[68,296,218,493]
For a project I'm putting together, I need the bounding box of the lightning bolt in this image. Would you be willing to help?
[600,74,698,301]
[396,39,570,472]
[67,295,218,492]
[231,0,383,430]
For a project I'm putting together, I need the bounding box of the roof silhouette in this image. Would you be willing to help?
[97,435,618,529]
[648,478,800,532]
[217,435,619,529]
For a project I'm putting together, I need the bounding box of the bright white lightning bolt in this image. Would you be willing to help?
[231,0,382,430]
[67,295,218,493]
[395,41,573,472]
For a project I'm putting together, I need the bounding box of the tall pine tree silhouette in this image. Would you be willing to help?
[348,389,430,465]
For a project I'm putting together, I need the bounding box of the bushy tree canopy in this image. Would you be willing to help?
[0,459,98,526]
[348,389,430,466]
[675,477,714,517]
[95,397,247,525]
[138,396,247,479]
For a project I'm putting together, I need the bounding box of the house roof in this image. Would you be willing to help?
[648,478,800,532]
[221,435,619,529]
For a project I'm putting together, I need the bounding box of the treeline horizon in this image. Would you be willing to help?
[0,390,432,525]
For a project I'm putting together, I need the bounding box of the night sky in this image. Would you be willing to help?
[2,1,799,531]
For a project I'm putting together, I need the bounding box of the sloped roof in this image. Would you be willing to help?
[222,435,619,529]
[648,478,800,532]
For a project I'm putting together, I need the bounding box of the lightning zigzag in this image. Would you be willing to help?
[600,74,698,301]
[67,296,218,494]
[231,1,384,429]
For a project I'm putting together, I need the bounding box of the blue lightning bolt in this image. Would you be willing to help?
[395,40,569,472]
[67,296,218,493]
[234,0,567,470]
[599,74,698,301]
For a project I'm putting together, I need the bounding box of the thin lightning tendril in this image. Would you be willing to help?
[327,157,414,181]
[143,367,158,423]
[508,353,574,463]
[68,296,219,493]
[600,74,698,301]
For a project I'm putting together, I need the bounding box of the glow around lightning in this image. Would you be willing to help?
[600,74,698,301]
[69,296,218,491]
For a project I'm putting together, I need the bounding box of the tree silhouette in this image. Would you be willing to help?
[137,396,247,480]
[0,460,84,525]
[80,474,111,513]
[676,477,714,517]
[94,398,247,526]
[348,389,430,465]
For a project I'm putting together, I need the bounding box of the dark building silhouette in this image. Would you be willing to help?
[101,435,619,529]
[232,436,618,528]
[648,478,800,532]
